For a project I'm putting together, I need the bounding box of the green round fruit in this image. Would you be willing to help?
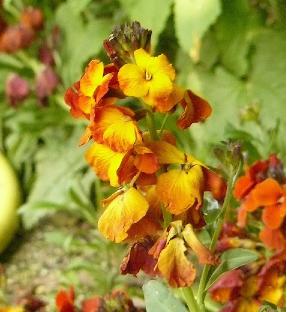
[0,152,21,253]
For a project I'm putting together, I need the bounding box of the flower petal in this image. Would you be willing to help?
[156,166,204,215]
[147,140,185,164]
[80,60,104,97]
[262,203,285,230]
[98,188,149,243]
[259,227,285,251]
[157,237,196,288]
[244,178,283,212]
[182,224,215,264]
[177,90,212,129]
[120,239,158,276]
[118,63,148,97]
[85,142,125,187]
[92,105,142,152]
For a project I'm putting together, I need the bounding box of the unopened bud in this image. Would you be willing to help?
[35,66,59,104]
[103,21,152,67]
[20,7,44,31]
[5,74,30,106]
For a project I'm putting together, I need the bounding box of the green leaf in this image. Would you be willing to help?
[55,1,112,86]
[174,0,221,59]
[143,280,188,312]
[248,29,285,130]
[119,0,173,47]
[20,128,87,228]
[205,248,259,290]
[215,0,255,77]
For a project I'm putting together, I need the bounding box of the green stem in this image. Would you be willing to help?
[146,110,158,140]
[95,177,102,210]
[159,113,170,137]
[181,287,201,312]
[197,164,241,308]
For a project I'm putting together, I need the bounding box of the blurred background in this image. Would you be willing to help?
[0,0,285,309]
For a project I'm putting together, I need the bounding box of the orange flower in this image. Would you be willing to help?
[157,237,196,288]
[88,105,142,151]
[55,287,75,312]
[177,89,212,129]
[237,178,285,250]
[151,221,215,288]
[98,187,149,243]
[64,60,114,119]
[118,48,183,112]
[147,140,207,215]
[85,142,125,187]
[127,186,162,241]
[117,145,159,185]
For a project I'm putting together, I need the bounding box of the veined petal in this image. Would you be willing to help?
[85,142,125,187]
[262,203,285,230]
[156,166,204,215]
[244,178,283,212]
[80,60,104,97]
[234,175,255,200]
[177,90,212,129]
[153,85,184,113]
[98,187,149,243]
[259,227,285,251]
[182,224,215,264]
[120,239,158,276]
[146,72,173,101]
[145,52,175,81]
[118,63,149,97]
[133,145,159,174]
[92,105,142,152]
[147,140,185,164]
[157,237,196,288]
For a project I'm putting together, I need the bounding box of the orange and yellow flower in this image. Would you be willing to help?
[64,60,115,119]
[118,48,183,112]
[98,187,149,243]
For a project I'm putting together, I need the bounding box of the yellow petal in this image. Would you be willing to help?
[156,166,204,215]
[85,142,125,187]
[147,141,185,164]
[148,72,173,99]
[92,106,142,152]
[80,60,104,97]
[98,187,149,243]
[182,224,215,264]
[157,237,196,288]
[118,63,149,97]
[134,48,152,69]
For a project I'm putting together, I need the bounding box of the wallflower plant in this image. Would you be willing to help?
[64,22,283,312]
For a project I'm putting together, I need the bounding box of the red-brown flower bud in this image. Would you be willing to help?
[35,66,59,103]
[20,7,44,31]
[5,74,30,106]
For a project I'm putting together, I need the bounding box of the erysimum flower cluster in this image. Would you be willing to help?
[65,22,227,289]
[65,23,225,287]
[210,251,285,312]
[234,154,285,251]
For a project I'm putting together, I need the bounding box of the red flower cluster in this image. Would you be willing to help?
[210,252,286,311]
[55,288,143,312]
[0,7,43,53]
[234,155,285,251]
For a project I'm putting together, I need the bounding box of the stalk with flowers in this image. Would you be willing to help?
[63,22,283,312]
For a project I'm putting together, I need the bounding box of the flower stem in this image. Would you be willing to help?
[145,110,158,140]
[181,287,201,312]
[197,163,242,308]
